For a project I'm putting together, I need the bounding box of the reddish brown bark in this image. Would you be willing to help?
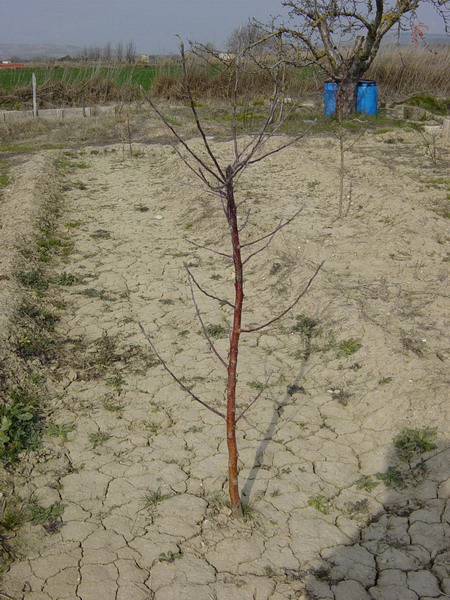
[225,168,243,517]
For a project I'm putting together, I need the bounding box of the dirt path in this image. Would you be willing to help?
[2,131,449,600]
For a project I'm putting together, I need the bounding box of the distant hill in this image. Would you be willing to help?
[382,32,449,46]
[0,43,82,60]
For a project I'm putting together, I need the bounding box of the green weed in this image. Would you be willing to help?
[378,376,393,385]
[293,314,319,338]
[105,375,126,395]
[45,422,75,441]
[376,467,404,487]
[158,551,182,562]
[0,389,43,466]
[102,398,124,413]
[355,475,379,492]
[308,495,331,514]
[26,501,65,525]
[88,431,111,448]
[393,427,438,461]
[143,488,171,509]
[338,339,362,356]
[16,269,48,290]
[205,324,228,339]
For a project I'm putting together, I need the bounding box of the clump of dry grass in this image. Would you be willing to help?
[367,45,449,101]
[151,59,322,101]
[0,75,138,109]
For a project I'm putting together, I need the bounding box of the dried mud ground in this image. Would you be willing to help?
[1,129,449,600]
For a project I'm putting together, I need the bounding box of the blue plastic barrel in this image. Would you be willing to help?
[323,79,378,116]
[356,80,378,115]
[323,80,339,117]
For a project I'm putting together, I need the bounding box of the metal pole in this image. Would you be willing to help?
[32,73,38,117]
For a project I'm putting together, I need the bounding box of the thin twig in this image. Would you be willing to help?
[238,209,252,232]
[138,322,225,419]
[179,40,226,181]
[141,87,223,184]
[187,239,232,259]
[242,229,278,265]
[241,209,302,249]
[185,265,228,369]
[186,265,234,308]
[241,261,324,333]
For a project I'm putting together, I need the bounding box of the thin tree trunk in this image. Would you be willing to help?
[225,167,243,517]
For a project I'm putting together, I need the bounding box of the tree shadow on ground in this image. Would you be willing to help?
[300,437,449,599]
[241,361,308,502]
[241,373,448,599]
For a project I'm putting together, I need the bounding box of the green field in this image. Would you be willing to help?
[0,66,179,91]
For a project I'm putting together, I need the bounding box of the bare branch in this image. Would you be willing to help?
[241,209,302,249]
[187,238,232,259]
[241,261,324,333]
[185,265,228,369]
[242,229,278,265]
[179,40,226,181]
[238,209,251,232]
[186,264,234,309]
[141,86,223,184]
[138,322,225,419]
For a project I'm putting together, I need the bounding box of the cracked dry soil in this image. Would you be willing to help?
[1,130,449,600]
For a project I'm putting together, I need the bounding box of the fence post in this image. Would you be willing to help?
[32,73,38,117]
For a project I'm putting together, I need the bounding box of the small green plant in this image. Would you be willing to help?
[65,220,83,229]
[241,501,255,522]
[186,425,203,433]
[204,324,228,339]
[270,488,281,497]
[143,488,171,509]
[292,314,319,338]
[378,376,393,385]
[50,272,79,286]
[206,491,228,513]
[376,467,404,487]
[393,427,438,461]
[46,422,74,441]
[307,180,320,191]
[338,338,362,356]
[308,495,330,514]
[105,375,126,395]
[355,475,379,492]
[16,269,48,290]
[158,551,182,563]
[0,389,43,466]
[0,505,27,530]
[247,380,265,391]
[147,422,160,434]
[331,389,352,406]
[102,398,124,413]
[88,431,111,448]
[26,501,65,525]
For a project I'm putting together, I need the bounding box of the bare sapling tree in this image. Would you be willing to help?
[140,41,323,517]
[272,0,449,111]
[333,65,367,219]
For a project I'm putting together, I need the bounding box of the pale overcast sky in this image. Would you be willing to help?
[0,0,447,54]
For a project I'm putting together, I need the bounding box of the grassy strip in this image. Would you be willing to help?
[0,159,68,468]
